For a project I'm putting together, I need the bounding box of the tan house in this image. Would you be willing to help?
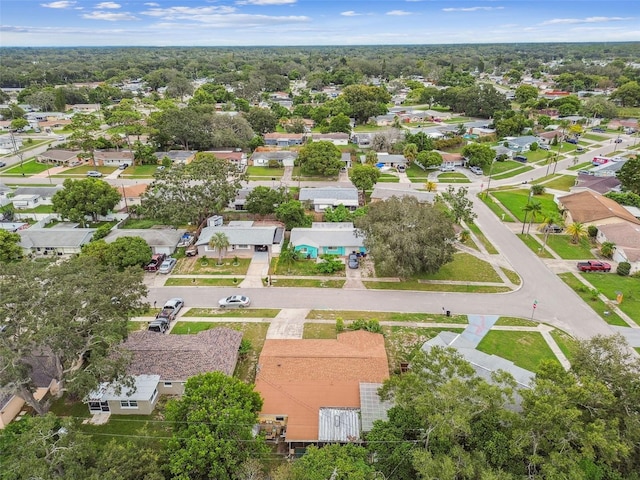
[37,149,81,166]
[85,328,242,415]
[557,190,640,227]
[596,223,640,274]
[255,330,390,446]
[93,150,134,167]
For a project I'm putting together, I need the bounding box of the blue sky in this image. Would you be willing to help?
[1,0,639,47]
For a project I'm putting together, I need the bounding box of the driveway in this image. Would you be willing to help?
[238,251,269,288]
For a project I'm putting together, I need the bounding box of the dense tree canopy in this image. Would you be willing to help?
[462,142,495,168]
[81,236,152,270]
[0,256,147,415]
[52,179,121,227]
[275,200,312,230]
[0,229,22,263]
[617,156,640,194]
[140,153,247,227]
[297,140,343,176]
[349,163,380,197]
[355,196,456,277]
[244,186,288,216]
[340,84,391,124]
[166,372,268,480]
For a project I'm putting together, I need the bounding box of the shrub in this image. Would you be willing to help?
[617,262,631,276]
[349,319,383,334]
[315,254,344,274]
[587,225,598,238]
[531,184,545,195]
[530,142,539,151]
[238,339,252,358]
[336,317,345,333]
[495,154,508,162]
[268,159,281,168]
[92,224,112,241]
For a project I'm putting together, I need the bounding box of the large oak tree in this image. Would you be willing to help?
[52,178,121,227]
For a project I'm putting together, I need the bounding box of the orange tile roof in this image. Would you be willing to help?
[558,190,640,225]
[255,330,389,442]
[121,183,148,198]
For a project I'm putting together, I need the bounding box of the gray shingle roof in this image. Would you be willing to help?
[290,225,363,249]
[13,186,62,198]
[197,225,278,246]
[371,187,436,203]
[299,187,358,202]
[104,228,184,247]
[122,328,242,380]
[18,228,96,248]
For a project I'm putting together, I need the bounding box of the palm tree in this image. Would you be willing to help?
[600,241,616,258]
[523,200,542,234]
[403,143,418,165]
[208,232,230,265]
[566,222,588,245]
[278,243,300,274]
[539,214,563,251]
[424,180,437,192]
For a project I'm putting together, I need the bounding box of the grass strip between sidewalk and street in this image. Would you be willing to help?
[363,281,511,293]
[306,310,469,324]
[517,234,554,258]
[164,277,241,286]
[182,308,280,318]
[467,222,499,254]
[578,273,640,325]
[270,278,346,288]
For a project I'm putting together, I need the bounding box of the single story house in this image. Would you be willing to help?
[85,328,242,415]
[310,133,349,145]
[230,188,252,211]
[289,222,364,259]
[1,355,58,429]
[299,186,359,212]
[12,186,62,208]
[196,221,284,256]
[596,223,640,274]
[69,103,101,113]
[115,183,148,211]
[204,150,247,168]
[571,174,621,195]
[370,187,436,204]
[263,133,305,147]
[537,130,560,145]
[255,330,390,446]
[351,133,373,148]
[93,150,134,167]
[153,150,197,165]
[18,228,96,256]
[373,153,407,168]
[557,190,640,227]
[440,152,466,167]
[251,150,298,167]
[491,145,514,159]
[0,222,29,232]
[504,135,540,152]
[103,228,184,255]
[37,149,81,166]
[374,114,397,126]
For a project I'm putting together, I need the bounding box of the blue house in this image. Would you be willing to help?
[289,222,365,259]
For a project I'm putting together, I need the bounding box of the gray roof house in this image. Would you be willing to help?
[18,228,96,256]
[370,187,436,204]
[12,186,62,209]
[289,222,364,259]
[196,221,284,256]
[37,149,81,165]
[103,228,184,256]
[299,187,359,212]
[504,135,539,152]
[85,328,242,415]
[153,150,197,165]
[251,150,298,167]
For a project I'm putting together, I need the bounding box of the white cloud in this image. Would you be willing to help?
[541,16,632,25]
[442,6,504,12]
[145,12,309,27]
[41,1,76,8]
[143,2,159,5]
[95,2,121,9]
[341,11,361,17]
[82,11,137,20]
[142,5,237,18]
[236,0,296,5]
[386,10,411,16]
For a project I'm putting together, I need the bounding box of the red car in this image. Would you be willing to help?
[145,253,167,272]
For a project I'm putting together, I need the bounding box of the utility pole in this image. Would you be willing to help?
[9,132,25,177]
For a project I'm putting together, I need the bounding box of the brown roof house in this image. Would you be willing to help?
[255,330,391,447]
[85,328,242,415]
[93,150,134,167]
[596,223,640,274]
[557,190,640,227]
[37,149,81,166]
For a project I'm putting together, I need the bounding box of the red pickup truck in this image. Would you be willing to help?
[577,261,611,272]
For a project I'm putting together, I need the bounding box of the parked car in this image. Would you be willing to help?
[145,253,167,272]
[576,146,585,152]
[147,318,169,333]
[348,252,359,269]
[513,155,528,163]
[566,138,578,145]
[218,295,251,308]
[118,163,129,170]
[86,170,102,177]
[397,165,406,173]
[439,164,455,172]
[543,224,563,234]
[158,257,177,274]
[539,144,550,150]
[0,162,6,168]
[592,127,606,133]
[156,297,184,320]
[469,166,483,175]
[185,245,198,257]
[577,260,611,272]
[614,138,623,143]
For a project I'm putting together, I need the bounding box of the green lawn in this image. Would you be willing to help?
[292,166,337,181]
[544,235,594,259]
[517,234,554,258]
[122,164,161,177]
[303,323,337,339]
[174,257,251,275]
[581,133,608,142]
[492,189,559,223]
[271,257,345,276]
[494,317,538,327]
[568,161,593,171]
[558,273,628,326]
[364,281,510,293]
[525,150,550,162]
[405,163,431,181]
[492,166,534,180]
[271,278,346,288]
[306,310,468,324]
[438,172,470,183]
[538,175,577,191]
[182,308,280,318]
[477,331,558,372]
[579,274,640,325]
[14,204,54,213]
[549,329,579,361]
[246,166,284,177]
[378,173,400,183]
[414,252,502,283]
[490,160,528,175]
[353,124,385,132]
[2,158,51,175]
[479,193,517,222]
[468,222,499,254]
[501,268,521,285]
[164,277,241,286]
